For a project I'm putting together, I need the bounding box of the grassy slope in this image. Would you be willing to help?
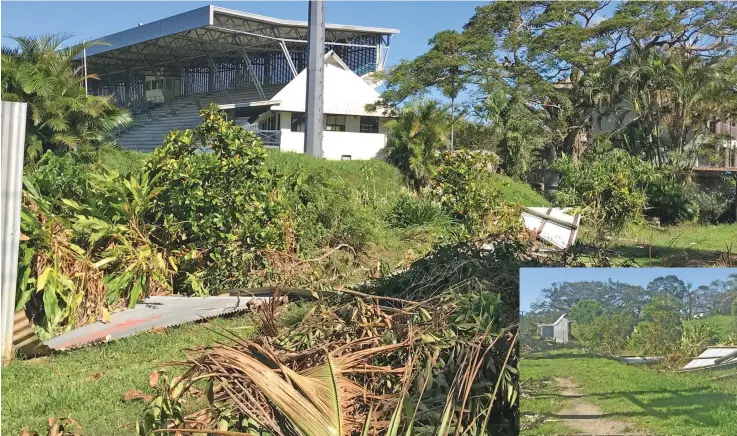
[522,349,737,435]
[489,174,550,207]
[1,305,311,436]
[577,222,737,265]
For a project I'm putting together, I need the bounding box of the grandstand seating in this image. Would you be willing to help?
[114,84,284,151]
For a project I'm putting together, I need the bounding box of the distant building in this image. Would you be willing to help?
[75,5,400,158]
[538,313,569,344]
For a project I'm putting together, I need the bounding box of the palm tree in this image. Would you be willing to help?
[601,47,729,168]
[1,33,132,161]
[383,100,450,191]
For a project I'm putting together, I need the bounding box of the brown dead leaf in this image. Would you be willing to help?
[123,388,153,402]
[86,372,103,382]
[149,370,159,387]
[21,425,38,436]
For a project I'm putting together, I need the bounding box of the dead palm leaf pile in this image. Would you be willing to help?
[136,232,555,436]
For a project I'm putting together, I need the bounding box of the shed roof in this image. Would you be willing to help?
[267,51,383,117]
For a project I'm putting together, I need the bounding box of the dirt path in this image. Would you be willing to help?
[555,377,646,435]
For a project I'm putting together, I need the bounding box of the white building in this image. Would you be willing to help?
[227,51,391,161]
[538,313,570,344]
[76,5,400,155]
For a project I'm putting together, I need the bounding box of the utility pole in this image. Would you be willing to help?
[304,0,325,157]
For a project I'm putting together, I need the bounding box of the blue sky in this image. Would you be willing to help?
[520,268,737,313]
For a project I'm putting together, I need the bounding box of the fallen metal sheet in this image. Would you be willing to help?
[681,347,737,371]
[13,310,52,357]
[44,295,267,350]
[521,207,581,250]
[617,356,664,365]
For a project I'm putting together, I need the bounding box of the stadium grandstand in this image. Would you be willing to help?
[75,5,399,157]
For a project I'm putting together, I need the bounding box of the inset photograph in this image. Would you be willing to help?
[520,268,737,435]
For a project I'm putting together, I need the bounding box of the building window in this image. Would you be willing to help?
[325,115,346,132]
[360,116,379,133]
[145,81,152,91]
[341,155,351,160]
[291,113,305,132]
[166,79,172,90]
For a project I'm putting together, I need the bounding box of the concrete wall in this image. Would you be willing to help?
[277,111,387,160]
[279,130,386,160]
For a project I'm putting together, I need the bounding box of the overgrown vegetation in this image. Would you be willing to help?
[375,1,737,233]
[528,273,737,359]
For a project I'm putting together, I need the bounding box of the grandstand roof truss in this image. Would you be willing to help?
[78,5,398,83]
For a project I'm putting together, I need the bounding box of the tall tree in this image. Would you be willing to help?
[1,33,132,161]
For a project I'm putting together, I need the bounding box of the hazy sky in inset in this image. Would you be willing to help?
[520,268,736,313]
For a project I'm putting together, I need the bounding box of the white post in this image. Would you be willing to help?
[304,0,325,157]
[83,46,88,96]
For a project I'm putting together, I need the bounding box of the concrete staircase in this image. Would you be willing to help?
[114,85,284,151]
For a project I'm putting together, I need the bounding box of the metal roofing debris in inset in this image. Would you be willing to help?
[681,347,737,371]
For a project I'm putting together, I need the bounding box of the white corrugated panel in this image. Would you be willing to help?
[1,101,28,361]
[522,207,581,249]
[682,347,737,370]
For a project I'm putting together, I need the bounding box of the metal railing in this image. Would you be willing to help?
[252,130,281,148]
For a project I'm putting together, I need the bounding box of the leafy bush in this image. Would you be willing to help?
[576,311,637,355]
[569,300,605,324]
[145,104,287,294]
[680,322,719,358]
[645,172,698,225]
[629,295,683,356]
[386,195,451,229]
[696,176,736,224]
[19,168,174,338]
[553,150,653,240]
[431,149,503,234]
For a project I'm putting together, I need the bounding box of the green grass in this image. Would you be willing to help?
[489,174,550,207]
[521,349,737,435]
[578,222,737,266]
[685,315,736,342]
[1,308,311,435]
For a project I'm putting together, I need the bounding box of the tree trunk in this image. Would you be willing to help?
[450,97,455,150]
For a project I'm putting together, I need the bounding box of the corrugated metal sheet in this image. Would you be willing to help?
[681,347,737,371]
[1,101,27,361]
[44,295,268,350]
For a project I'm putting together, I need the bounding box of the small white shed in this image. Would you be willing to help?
[538,313,569,344]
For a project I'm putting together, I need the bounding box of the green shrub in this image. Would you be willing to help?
[30,152,90,208]
[680,322,719,358]
[696,176,736,224]
[386,195,451,229]
[645,173,698,225]
[553,150,653,240]
[630,295,683,356]
[430,149,502,234]
[146,104,287,294]
[577,311,637,355]
[569,300,605,325]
